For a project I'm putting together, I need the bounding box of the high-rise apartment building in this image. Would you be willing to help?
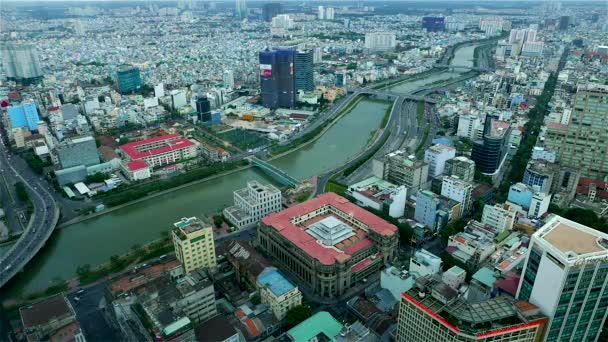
[415,190,461,231]
[235,0,247,18]
[223,70,235,89]
[223,181,282,229]
[457,114,482,141]
[295,50,314,92]
[516,215,608,342]
[441,175,473,216]
[445,156,475,183]
[262,3,282,22]
[545,84,608,180]
[373,150,428,192]
[172,217,217,273]
[0,43,42,82]
[317,6,324,20]
[481,203,516,233]
[259,48,296,109]
[471,115,512,175]
[364,32,396,51]
[424,144,456,178]
[116,65,142,94]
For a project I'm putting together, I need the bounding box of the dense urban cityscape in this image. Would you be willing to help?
[0,0,607,341]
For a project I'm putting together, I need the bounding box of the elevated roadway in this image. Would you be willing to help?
[0,142,59,289]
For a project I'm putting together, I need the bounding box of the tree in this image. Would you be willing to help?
[15,182,29,202]
[398,223,414,246]
[285,305,312,328]
[85,172,107,183]
[131,244,143,255]
[440,220,467,245]
[213,215,223,228]
[250,294,261,305]
[118,136,129,145]
[76,264,92,278]
[109,255,122,269]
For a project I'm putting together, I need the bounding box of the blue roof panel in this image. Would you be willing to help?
[258,269,295,296]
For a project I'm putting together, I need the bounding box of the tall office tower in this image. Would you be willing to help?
[196,95,211,122]
[545,84,608,180]
[471,114,512,175]
[116,65,142,94]
[317,6,325,20]
[559,15,570,30]
[172,217,217,274]
[516,215,608,342]
[295,50,314,92]
[262,3,282,22]
[0,43,42,83]
[422,16,445,32]
[235,0,247,19]
[364,32,397,51]
[325,7,335,20]
[223,70,235,89]
[259,48,296,109]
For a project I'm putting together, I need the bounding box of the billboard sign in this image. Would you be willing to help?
[260,64,272,77]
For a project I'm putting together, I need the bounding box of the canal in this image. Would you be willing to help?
[5,42,479,297]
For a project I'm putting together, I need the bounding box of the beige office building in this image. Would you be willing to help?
[172,217,217,273]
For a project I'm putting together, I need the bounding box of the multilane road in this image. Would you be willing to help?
[0,140,59,289]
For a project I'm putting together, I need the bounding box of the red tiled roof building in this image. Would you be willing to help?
[256,193,398,298]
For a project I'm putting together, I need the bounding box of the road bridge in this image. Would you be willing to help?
[354,89,439,104]
[249,157,301,188]
[433,63,491,72]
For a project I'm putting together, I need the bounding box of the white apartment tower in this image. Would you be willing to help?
[424,143,456,178]
[223,70,235,90]
[517,215,608,342]
[364,32,396,51]
[441,175,472,216]
[481,203,516,233]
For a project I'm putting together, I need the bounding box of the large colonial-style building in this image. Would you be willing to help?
[256,193,398,298]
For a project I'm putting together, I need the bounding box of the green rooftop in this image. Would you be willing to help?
[446,265,465,275]
[287,311,343,342]
[472,267,497,288]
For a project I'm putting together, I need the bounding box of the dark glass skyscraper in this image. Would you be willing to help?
[196,95,211,122]
[422,17,445,32]
[116,65,142,94]
[259,48,296,109]
[263,3,282,22]
[295,50,314,92]
[471,114,511,174]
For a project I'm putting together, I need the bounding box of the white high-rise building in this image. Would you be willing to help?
[516,215,608,342]
[364,32,396,51]
[223,181,282,229]
[318,6,325,20]
[325,7,335,20]
[154,82,165,98]
[223,70,235,90]
[271,14,294,30]
[235,0,247,18]
[481,203,516,233]
[441,175,472,216]
[1,43,42,80]
[424,144,456,178]
[457,114,482,140]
